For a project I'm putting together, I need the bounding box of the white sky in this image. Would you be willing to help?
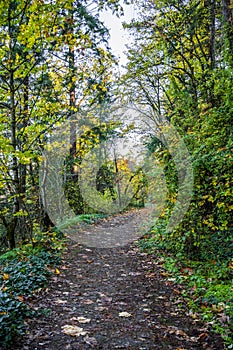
[100,3,137,67]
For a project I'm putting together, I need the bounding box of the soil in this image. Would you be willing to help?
[12,209,224,350]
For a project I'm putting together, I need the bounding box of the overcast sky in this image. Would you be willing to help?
[100,3,137,67]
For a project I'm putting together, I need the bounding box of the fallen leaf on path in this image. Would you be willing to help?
[80,299,94,304]
[128,271,141,276]
[61,265,69,270]
[95,306,107,311]
[160,271,169,277]
[199,333,208,341]
[175,329,188,337]
[167,326,188,338]
[173,288,181,294]
[17,295,24,302]
[54,299,67,304]
[145,272,156,278]
[61,325,87,337]
[77,317,91,324]
[119,312,132,317]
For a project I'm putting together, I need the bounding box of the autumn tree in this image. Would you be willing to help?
[0,0,122,249]
[122,0,233,259]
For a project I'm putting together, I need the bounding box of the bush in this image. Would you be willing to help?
[138,229,233,347]
[0,230,65,348]
[0,292,31,349]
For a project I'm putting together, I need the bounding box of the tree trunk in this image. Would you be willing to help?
[20,75,29,195]
[221,0,233,65]
[210,0,216,69]
[68,5,77,181]
[8,8,19,249]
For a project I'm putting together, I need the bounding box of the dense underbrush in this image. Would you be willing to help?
[139,220,233,348]
[0,230,66,349]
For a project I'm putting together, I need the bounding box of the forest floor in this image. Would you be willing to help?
[12,209,224,350]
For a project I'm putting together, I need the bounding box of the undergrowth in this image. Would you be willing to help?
[0,229,66,349]
[56,213,107,231]
[139,219,233,348]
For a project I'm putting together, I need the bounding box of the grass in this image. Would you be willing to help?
[56,213,107,231]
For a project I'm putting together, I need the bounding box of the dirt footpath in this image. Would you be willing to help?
[13,209,224,349]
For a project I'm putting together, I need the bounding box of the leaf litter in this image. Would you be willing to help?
[11,208,224,349]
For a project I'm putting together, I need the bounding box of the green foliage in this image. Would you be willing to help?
[76,213,107,224]
[32,230,66,253]
[57,213,107,231]
[0,0,120,249]
[124,0,233,263]
[0,230,65,348]
[0,292,31,349]
[139,229,233,346]
[1,257,50,296]
[64,121,122,214]
[202,284,233,306]
[200,230,233,263]
[139,217,169,252]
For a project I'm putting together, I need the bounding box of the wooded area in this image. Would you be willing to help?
[0,0,232,348]
[123,0,232,261]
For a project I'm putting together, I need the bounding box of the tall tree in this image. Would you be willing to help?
[122,0,233,258]
[221,0,233,65]
[0,0,122,249]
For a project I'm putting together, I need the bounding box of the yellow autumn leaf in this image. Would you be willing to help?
[3,274,9,280]
[55,268,60,275]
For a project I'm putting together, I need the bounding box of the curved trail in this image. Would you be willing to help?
[13,209,223,349]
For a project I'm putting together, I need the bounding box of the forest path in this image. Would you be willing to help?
[13,209,223,350]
